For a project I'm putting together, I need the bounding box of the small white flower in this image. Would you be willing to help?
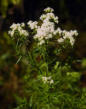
[42,77,48,83]
[40,11,59,24]
[9,23,28,37]
[54,16,59,24]
[42,76,54,84]
[48,34,53,39]
[27,20,38,29]
[58,38,64,43]
[44,7,54,13]
[20,30,29,36]
[21,23,25,27]
[40,14,46,20]
[8,30,14,37]
[54,28,62,35]
[10,23,19,29]
[50,80,54,84]
[39,40,45,45]
[57,30,78,45]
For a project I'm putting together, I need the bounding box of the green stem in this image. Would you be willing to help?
[28,51,42,74]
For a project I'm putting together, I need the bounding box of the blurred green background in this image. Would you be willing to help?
[0,0,86,109]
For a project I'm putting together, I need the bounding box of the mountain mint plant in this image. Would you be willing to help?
[9,7,86,109]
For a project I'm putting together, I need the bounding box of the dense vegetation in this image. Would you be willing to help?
[0,0,86,109]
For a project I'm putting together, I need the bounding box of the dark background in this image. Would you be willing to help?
[1,0,86,30]
[0,0,86,109]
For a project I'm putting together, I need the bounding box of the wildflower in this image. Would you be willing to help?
[57,30,78,46]
[34,21,54,44]
[40,12,58,24]
[38,40,45,45]
[34,15,55,45]
[42,76,54,84]
[40,14,47,20]
[21,23,25,27]
[44,7,54,13]
[9,7,78,47]
[42,77,48,83]
[58,38,64,43]
[50,80,54,84]
[8,30,14,37]
[54,28,62,35]
[27,20,38,29]
[20,30,28,36]
[8,23,28,37]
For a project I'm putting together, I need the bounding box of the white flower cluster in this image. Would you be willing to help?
[8,23,28,37]
[27,20,38,29]
[9,7,78,46]
[57,30,78,45]
[34,21,55,45]
[33,7,78,46]
[53,27,62,35]
[40,12,58,24]
[42,76,54,84]
[33,8,59,45]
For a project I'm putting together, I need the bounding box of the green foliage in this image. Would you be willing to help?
[0,31,28,109]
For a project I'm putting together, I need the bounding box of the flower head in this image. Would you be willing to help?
[44,7,54,13]
[42,76,54,84]
[27,20,38,29]
[8,23,28,37]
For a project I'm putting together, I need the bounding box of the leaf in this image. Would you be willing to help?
[54,61,59,70]
[16,55,22,64]
[29,96,33,107]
